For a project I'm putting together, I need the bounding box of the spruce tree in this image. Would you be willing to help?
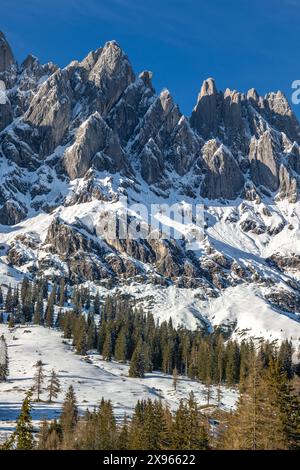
[15,390,34,450]
[102,327,113,361]
[117,414,130,450]
[5,285,13,313]
[87,314,97,350]
[47,369,61,403]
[45,292,55,328]
[59,277,67,307]
[115,327,127,362]
[129,340,145,378]
[60,385,78,435]
[8,313,15,328]
[172,367,179,391]
[0,335,9,381]
[33,295,44,325]
[33,360,45,401]
[0,286,3,306]
[223,358,287,450]
[37,420,50,449]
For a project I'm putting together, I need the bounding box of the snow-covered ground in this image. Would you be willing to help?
[1,189,300,345]
[0,324,238,443]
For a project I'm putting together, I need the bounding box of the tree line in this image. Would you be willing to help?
[3,357,300,451]
[0,278,298,388]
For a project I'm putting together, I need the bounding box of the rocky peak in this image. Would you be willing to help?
[159,89,174,114]
[63,111,125,179]
[88,40,135,115]
[201,140,244,199]
[264,90,300,143]
[0,31,16,73]
[199,77,218,97]
[139,70,153,89]
[190,78,219,139]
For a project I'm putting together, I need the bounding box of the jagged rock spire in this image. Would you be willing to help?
[190,78,219,139]
[0,31,15,72]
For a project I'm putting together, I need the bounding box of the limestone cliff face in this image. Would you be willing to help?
[0,31,15,73]
[0,31,299,216]
[201,140,244,200]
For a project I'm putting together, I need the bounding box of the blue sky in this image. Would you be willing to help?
[1,0,300,116]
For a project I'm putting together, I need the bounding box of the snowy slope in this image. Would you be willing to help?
[0,324,238,443]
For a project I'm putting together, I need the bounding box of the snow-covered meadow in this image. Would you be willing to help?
[0,324,238,443]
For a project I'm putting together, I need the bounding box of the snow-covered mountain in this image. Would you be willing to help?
[1,32,300,344]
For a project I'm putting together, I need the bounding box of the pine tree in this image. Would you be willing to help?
[33,295,44,325]
[118,414,130,450]
[95,399,116,449]
[59,277,67,307]
[93,291,101,316]
[15,390,34,450]
[5,285,13,313]
[97,320,106,354]
[115,327,127,362]
[37,420,50,449]
[129,340,145,378]
[74,315,88,355]
[172,367,178,391]
[278,340,294,380]
[87,314,97,350]
[33,360,45,401]
[171,399,189,449]
[60,385,78,435]
[0,335,9,381]
[45,292,54,328]
[265,359,300,449]
[102,327,113,361]
[8,313,15,328]
[223,357,287,450]
[47,369,61,403]
[186,392,209,450]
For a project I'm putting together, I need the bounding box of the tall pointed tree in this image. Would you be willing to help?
[47,369,61,403]
[33,360,45,402]
[15,390,34,450]
[0,335,9,381]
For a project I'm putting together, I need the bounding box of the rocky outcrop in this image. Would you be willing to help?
[87,41,135,116]
[277,165,298,203]
[0,97,12,131]
[201,140,244,199]
[249,131,280,191]
[0,200,27,225]
[63,112,125,179]
[265,91,300,144]
[0,31,15,73]
[25,69,73,156]
[190,78,219,139]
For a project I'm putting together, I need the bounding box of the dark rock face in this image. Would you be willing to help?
[0,99,12,131]
[201,140,244,199]
[190,79,300,199]
[0,200,27,225]
[63,112,125,179]
[249,131,280,191]
[0,31,15,73]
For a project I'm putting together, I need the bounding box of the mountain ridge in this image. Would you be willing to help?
[1,32,300,345]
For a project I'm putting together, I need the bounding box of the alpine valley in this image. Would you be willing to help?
[1,30,300,346]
